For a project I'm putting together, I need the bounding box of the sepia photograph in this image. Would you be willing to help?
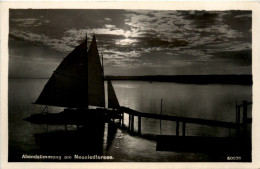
[1,1,260,168]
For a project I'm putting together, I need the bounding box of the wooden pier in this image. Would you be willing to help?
[116,100,252,136]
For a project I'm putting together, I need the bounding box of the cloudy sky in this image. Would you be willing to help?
[9,9,251,78]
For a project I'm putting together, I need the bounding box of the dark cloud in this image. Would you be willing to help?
[134,37,188,48]
[222,11,252,41]
[222,11,252,32]
[182,11,219,28]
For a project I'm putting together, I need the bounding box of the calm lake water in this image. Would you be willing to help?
[8,79,252,162]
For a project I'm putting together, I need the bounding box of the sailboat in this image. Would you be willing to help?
[25,35,122,126]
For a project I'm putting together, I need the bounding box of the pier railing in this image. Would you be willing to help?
[235,101,252,137]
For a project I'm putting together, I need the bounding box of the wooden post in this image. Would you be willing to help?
[128,114,131,131]
[176,121,179,136]
[182,122,186,136]
[235,101,238,123]
[160,99,163,135]
[243,101,248,123]
[65,124,67,132]
[138,115,141,134]
[238,106,240,123]
[131,115,134,132]
[122,112,124,127]
[237,105,241,137]
[242,101,248,136]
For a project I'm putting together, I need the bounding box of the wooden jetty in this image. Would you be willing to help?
[117,100,252,136]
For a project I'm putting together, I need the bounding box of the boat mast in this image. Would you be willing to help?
[85,34,88,110]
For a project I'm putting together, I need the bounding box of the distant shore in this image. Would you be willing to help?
[9,75,252,85]
[105,75,252,85]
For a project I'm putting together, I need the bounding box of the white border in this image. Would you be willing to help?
[1,1,260,169]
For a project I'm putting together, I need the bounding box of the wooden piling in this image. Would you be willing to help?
[176,121,179,136]
[128,114,131,131]
[238,106,241,124]
[131,115,134,132]
[122,112,124,127]
[243,101,248,123]
[182,122,186,136]
[138,116,141,134]
[235,102,238,123]
[160,99,163,135]
[236,105,241,136]
[242,101,248,136]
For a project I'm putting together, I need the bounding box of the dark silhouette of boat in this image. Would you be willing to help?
[21,35,122,161]
[24,35,121,125]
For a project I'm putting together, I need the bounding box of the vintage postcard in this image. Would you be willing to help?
[1,1,260,169]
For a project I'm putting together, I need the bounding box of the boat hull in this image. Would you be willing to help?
[24,109,106,125]
[24,108,123,125]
